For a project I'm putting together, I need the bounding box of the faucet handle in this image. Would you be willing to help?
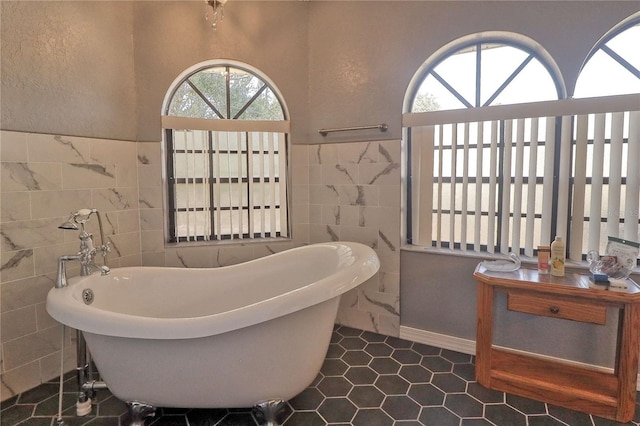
[100,240,111,256]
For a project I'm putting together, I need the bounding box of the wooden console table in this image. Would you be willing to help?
[474,265,640,422]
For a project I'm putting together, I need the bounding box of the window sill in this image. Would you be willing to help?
[400,244,640,278]
[165,236,293,249]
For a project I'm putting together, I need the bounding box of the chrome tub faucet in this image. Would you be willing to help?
[56,209,111,288]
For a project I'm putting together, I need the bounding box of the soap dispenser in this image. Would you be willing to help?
[550,236,565,277]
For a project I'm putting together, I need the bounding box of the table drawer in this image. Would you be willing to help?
[507,292,607,325]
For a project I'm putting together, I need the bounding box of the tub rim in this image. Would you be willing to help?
[46,241,380,339]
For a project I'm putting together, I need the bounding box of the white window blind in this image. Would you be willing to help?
[405,94,640,259]
[163,116,290,242]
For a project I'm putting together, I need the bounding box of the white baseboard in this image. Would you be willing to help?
[399,326,476,355]
[399,325,640,391]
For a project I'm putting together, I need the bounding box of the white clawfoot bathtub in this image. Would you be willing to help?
[46,242,379,420]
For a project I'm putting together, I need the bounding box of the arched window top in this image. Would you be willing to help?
[406,32,565,113]
[574,13,640,98]
[164,60,287,121]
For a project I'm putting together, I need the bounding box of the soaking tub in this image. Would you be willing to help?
[46,241,379,422]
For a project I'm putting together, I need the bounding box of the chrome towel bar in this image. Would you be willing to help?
[318,123,388,136]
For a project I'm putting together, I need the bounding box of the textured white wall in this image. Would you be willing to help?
[0,1,137,140]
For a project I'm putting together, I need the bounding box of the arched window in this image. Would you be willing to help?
[404,33,564,256]
[570,14,640,257]
[408,33,564,112]
[404,27,639,262]
[574,13,640,98]
[162,61,290,243]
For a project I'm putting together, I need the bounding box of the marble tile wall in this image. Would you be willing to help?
[0,131,141,400]
[307,141,401,337]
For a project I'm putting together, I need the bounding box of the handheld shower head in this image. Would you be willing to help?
[58,220,79,230]
[59,212,81,230]
[58,209,96,230]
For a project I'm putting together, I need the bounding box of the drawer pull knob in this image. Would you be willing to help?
[550,306,560,314]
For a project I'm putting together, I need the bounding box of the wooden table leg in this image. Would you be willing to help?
[615,303,640,422]
[475,282,494,386]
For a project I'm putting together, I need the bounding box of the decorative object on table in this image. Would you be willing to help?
[588,237,639,280]
[480,252,521,272]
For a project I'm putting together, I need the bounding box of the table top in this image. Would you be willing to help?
[474,264,640,303]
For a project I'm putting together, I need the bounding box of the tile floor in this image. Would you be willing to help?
[2,326,640,426]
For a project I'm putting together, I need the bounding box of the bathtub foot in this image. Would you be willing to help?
[125,401,156,426]
[253,399,286,426]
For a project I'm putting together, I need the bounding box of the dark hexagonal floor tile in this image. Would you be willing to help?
[0,404,35,425]
[391,349,422,365]
[370,357,401,375]
[347,385,385,408]
[506,393,546,414]
[421,355,453,373]
[547,404,593,425]
[95,395,128,417]
[364,342,393,357]
[460,418,495,426]
[317,376,353,397]
[341,350,372,366]
[374,375,410,395]
[34,393,77,416]
[408,383,445,406]
[320,358,348,376]
[399,364,432,384]
[283,411,326,426]
[382,395,421,420]
[317,398,357,423]
[160,407,190,415]
[18,417,56,426]
[352,408,394,426]
[336,326,363,337]
[361,331,387,343]
[340,336,367,350]
[453,363,476,381]
[288,387,325,410]
[528,415,568,426]
[142,412,189,425]
[385,336,413,349]
[484,403,527,426]
[419,406,461,426]
[411,342,441,356]
[445,393,484,418]
[18,383,59,404]
[325,343,346,359]
[440,349,473,364]
[345,366,378,385]
[431,373,467,393]
[466,382,504,404]
[186,408,228,425]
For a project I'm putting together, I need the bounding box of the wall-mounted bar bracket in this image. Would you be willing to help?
[318,123,388,136]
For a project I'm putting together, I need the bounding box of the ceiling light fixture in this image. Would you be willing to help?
[205,0,227,30]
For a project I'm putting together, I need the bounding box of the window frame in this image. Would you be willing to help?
[403,30,639,263]
[161,60,291,244]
